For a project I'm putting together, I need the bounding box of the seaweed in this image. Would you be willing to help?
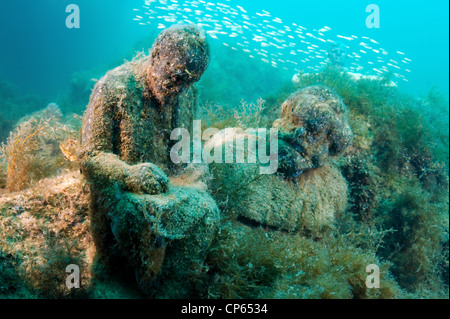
[202,219,404,299]
[377,176,449,295]
[340,154,380,222]
[0,118,52,192]
[26,230,91,299]
[0,109,81,192]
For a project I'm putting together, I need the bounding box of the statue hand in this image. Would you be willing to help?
[126,163,169,195]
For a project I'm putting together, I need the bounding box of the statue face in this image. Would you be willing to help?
[275,86,353,177]
[148,25,210,104]
[328,43,347,67]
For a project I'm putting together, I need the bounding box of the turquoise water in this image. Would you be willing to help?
[0,0,448,99]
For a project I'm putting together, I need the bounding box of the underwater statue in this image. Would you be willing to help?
[207,85,353,235]
[80,25,220,297]
[328,42,348,68]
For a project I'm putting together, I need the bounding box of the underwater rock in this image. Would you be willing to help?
[80,24,219,297]
[0,170,93,298]
[39,103,63,121]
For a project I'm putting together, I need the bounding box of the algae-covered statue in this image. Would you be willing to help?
[328,42,347,68]
[207,85,353,235]
[80,25,220,297]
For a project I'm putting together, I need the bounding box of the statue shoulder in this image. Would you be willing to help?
[89,57,149,103]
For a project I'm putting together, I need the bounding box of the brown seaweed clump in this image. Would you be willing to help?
[80,24,219,297]
[0,104,79,192]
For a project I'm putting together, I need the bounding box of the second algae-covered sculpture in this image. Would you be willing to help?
[207,85,353,234]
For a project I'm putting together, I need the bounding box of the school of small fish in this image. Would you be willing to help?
[133,0,412,82]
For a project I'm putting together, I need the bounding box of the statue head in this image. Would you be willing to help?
[148,24,210,105]
[328,42,347,67]
[274,85,353,177]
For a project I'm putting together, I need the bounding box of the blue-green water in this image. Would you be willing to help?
[0,0,448,99]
